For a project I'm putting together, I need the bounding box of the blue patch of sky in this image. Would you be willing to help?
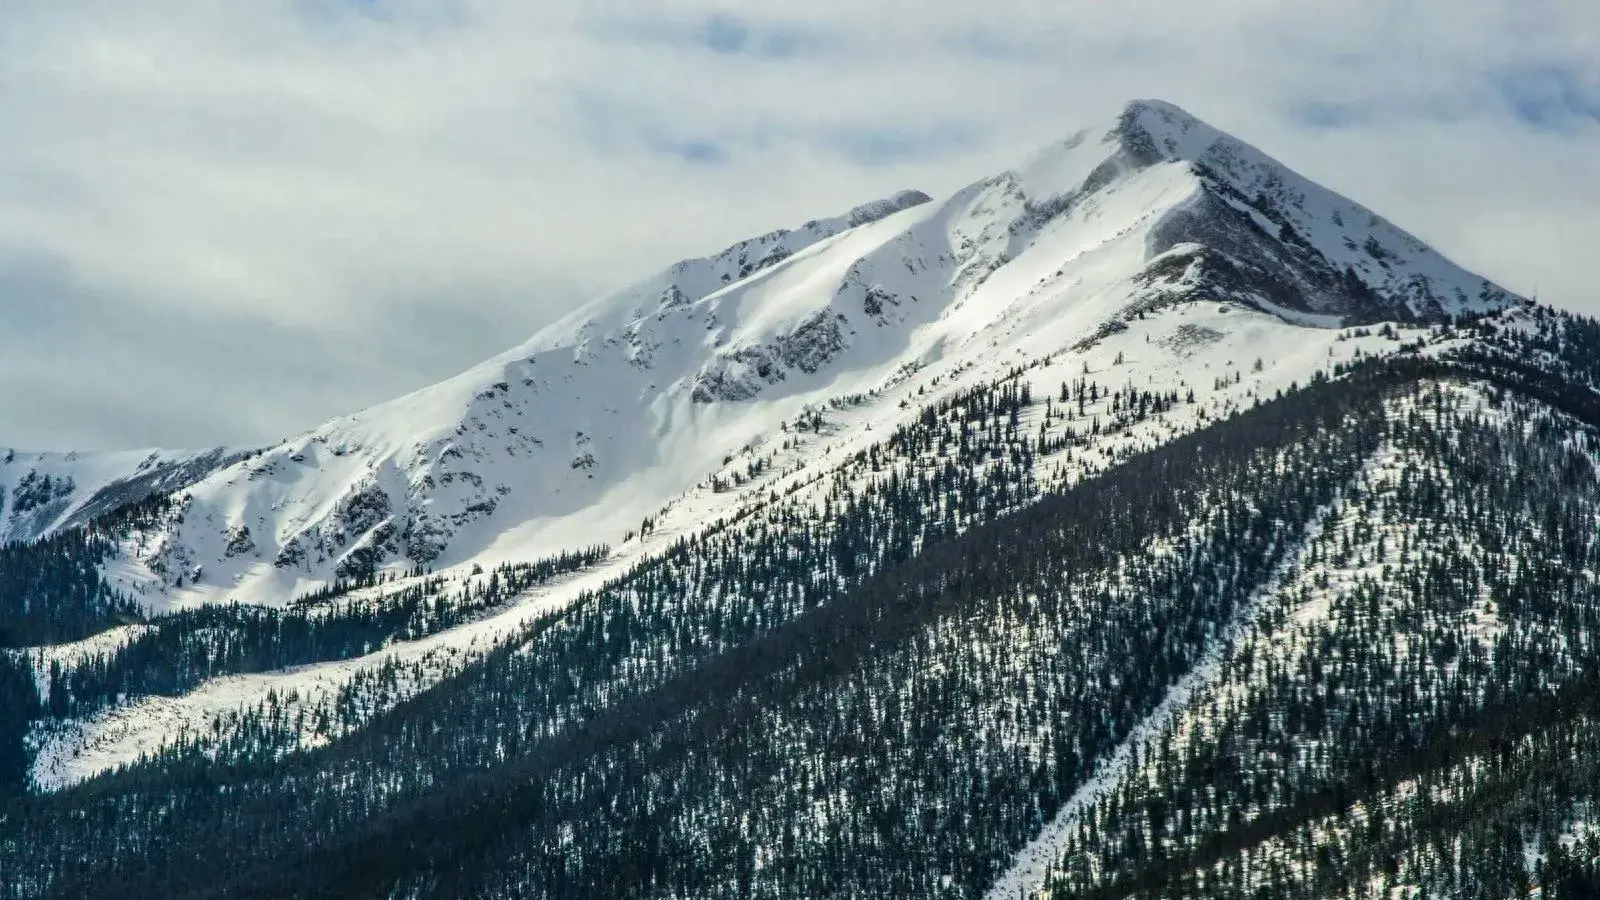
[1287,100,1367,130]
[828,122,977,166]
[292,0,471,38]
[576,95,976,168]
[591,11,833,60]
[295,0,390,25]
[565,89,732,165]
[1495,63,1600,129]
[700,13,750,54]
[943,28,1052,62]
[656,137,729,165]
[695,11,830,58]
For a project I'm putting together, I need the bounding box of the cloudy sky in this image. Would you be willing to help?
[2,1,1597,451]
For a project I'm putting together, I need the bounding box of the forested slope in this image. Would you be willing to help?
[5,308,1600,897]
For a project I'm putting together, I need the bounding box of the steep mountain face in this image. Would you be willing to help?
[82,186,934,611]
[6,99,1595,900]
[29,100,1514,617]
[1118,100,1511,323]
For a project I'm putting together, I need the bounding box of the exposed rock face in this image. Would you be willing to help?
[1110,100,1512,323]
[11,471,74,516]
[335,521,398,580]
[1144,183,1398,323]
[269,479,405,576]
[274,534,309,570]
[841,190,934,227]
[691,312,848,403]
[5,472,78,543]
[690,189,933,287]
[779,312,849,373]
[331,483,392,548]
[402,515,451,565]
[61,449,244,532]
[224,525,256,559]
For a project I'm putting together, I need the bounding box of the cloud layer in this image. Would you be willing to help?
[1,1,1596,449]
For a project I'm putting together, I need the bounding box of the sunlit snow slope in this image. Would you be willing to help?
[57,99,1515,613]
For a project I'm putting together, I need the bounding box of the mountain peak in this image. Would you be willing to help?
[1120,97,1195,118]
[1111,98,1218,160]
[1006,98,1518,324]
[1010,98,1221,199]
[1117,97,1203,131]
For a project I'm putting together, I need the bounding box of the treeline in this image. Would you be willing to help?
[38,547,608,723]
[2,547,605,799]
[0,491,177,648]
[0,498,176,796]
[0,529,139,648]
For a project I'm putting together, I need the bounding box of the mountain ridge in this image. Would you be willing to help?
[0,100,1522,618]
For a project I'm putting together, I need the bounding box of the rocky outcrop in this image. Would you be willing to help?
[330,483,392,549]
[61,449,243,532]
[11,471,74,516]
[690,311,848,403]
[224,525,256,559]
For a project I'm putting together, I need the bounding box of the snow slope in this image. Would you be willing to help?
[70,99,1518,614]
[0,447,238,546]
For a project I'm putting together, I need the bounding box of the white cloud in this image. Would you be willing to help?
[0,1,1596,449]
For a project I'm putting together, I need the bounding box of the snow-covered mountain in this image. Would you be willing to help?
[16,100,1600,900]
[27,99,1512,615]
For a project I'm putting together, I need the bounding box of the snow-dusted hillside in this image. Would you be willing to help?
[53,99,1516,614]
[0,447,238,547]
